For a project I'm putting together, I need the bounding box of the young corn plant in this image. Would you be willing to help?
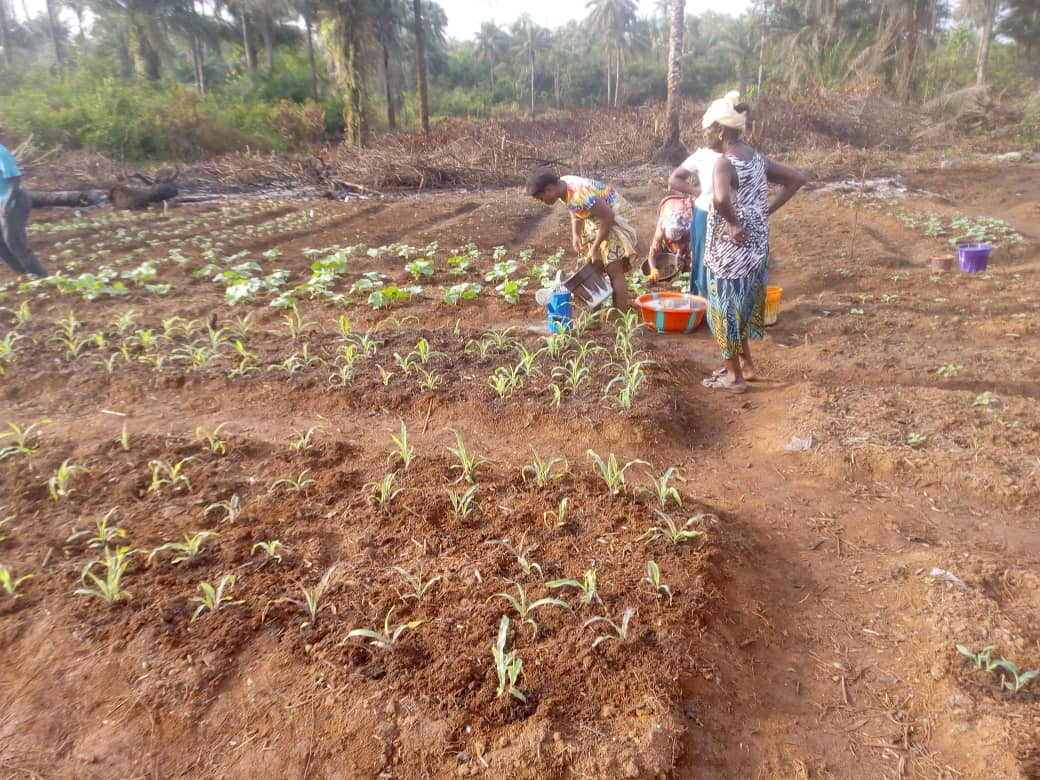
[417,367,443,391]
[147,457,196,493]
[269,469,316,494]
[542,497,569,529]
[251,539,285,564]
[448,429,486,484]
[47,459,90,501]
[205,494,243,524]
[639,466,683,508]
[76,546,136,603]
[393,566,442,601]
[0,564,32,597]
[638,510,706,545]
[190,575,240,621]
[586,450,648,495]
[447,485,478,518]
[67,508,125,548]
[553,357,590,393]
[388,420,414,470]
[281,564,339,627]
[489,581,571,635]
[148,531,219,565]
[547,569,601,606]
[408,337,445,365]
[521,448,567,488]
[347,607,421,652]
[513,344,545,378]
[643,561,673,603]
[489,536,544,577]
[289,427,318,453]
[584,607,636,649]
[0,420,50,460]
[365,472,407,510]
[195,423,230,456]
[491,615,526,703]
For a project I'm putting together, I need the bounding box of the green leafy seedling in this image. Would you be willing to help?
[644,560,672,603]
[393,567,442,601]
[489,581,571,635]
[47,459,90,501]
[0,564,33,597]
[546,568,600,606]
[269,469,316,494]
[638,510,706,545]
[542,497,569,529]
[448,429,486,484]
[280,564,339,626]
[67,508,125,548]
[347,607,421,652]
[0,419,51,460]
[389,420,414,470]
[251,540,285,564]
[195,423,229,455]
[584,607,636,648]
[76,546,136,603]
[148,531,219,565]
[521,448,567,488]
[587,449,649,495]
[190,574,240,621]
[491,615,526,702]
[447,485,478,518]
[639,466,683,507]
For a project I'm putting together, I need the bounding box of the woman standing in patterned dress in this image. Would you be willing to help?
[699,92,807,394]
[526,169,638,310]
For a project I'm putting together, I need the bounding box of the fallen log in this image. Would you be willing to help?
[31,189,109,208]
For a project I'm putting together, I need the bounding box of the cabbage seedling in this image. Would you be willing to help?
[76,546,136,603]
[522,448,567,487]
[956,644,998,670]
[489,581,571,635]
[584,607,635,648]
[447,485,478,518]
[148,457,196,493]
[393,567,442,601]
[280,564,339,626]
[547,569,600,606]
[638,510,705,545]
[195,423,230,456]
[388,421,414,470]
[270,469,316,494]
[0,564,32,597]
[639,466,683,508]
[347,607,421,652]
[47,459,89,501]
[448,429,486,484]
[586,450,649,495]
[190,574,240,621]
[365,472,407,510]
[491,615,526,702]
[67,508,125,548]
[643,561,672,603]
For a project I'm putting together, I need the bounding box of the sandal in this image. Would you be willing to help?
[702,375,748,394]
[712,366,757,382]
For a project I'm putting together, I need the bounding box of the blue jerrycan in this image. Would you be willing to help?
[547,287,572,333]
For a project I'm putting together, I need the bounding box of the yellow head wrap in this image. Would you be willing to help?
[702,91,746,130]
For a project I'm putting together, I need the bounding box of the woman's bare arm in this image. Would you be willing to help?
[766,159,808,215]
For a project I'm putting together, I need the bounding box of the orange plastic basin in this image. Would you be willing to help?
[635,292,707,334]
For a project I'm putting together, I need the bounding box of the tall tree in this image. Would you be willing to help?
[0,0,11,67]
[510,15,548,116]
[321,0,375,145]
[44,0,64,66]
[412,0,429,133]
[374,0,405,129]
[975,0,1000,85]
[654,0,686,163]
[474,20,506,90]
[586,0,637,105]
[296,0,319,98]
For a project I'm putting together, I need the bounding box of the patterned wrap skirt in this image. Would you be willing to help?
[705,256,768,359]
[688,207,709,297]
[582,194,638,272]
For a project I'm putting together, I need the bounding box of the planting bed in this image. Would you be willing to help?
[1,159,1039,778]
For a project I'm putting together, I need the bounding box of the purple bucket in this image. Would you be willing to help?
[957,243,991,273]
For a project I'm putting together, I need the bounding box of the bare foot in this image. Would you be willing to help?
[713,364,758,382]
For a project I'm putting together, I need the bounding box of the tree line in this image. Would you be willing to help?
[0,0,1036,158]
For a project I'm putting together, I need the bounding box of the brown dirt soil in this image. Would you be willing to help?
[1,160,1039,779]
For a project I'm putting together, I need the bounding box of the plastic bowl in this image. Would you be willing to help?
[928,255,955,271]
[764,285,783,326]
[957,243,991,273]
[636,292,707,333]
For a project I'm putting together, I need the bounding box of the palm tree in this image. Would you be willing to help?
[510,14,548,117]
[474,20,506,91]
[654,0,686,163]
[373,0,405,128]
[412,0,429,133]
[320,0,376,145]
[585,0,637,106]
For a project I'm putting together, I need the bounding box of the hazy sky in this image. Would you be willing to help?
[21,0,753,40]
[441,0,752,40]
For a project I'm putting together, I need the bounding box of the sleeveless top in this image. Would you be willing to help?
[704,151,769,279]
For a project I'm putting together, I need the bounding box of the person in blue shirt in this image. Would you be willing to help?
[0,143,47,278]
